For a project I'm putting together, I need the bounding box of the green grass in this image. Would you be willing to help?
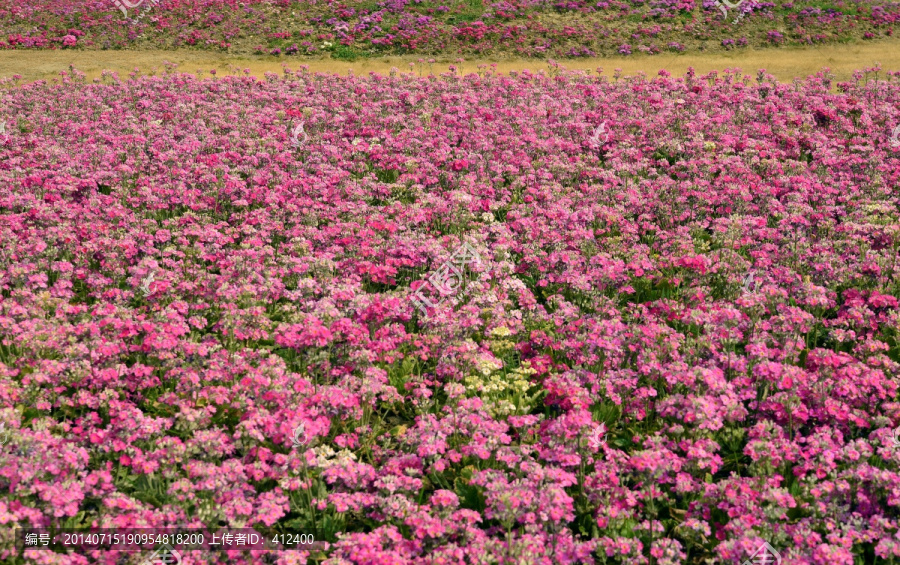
[330,45,365,61]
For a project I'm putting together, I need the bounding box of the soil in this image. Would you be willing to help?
[1,37,898,84]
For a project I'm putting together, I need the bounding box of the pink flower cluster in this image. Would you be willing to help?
[1,64,900,564]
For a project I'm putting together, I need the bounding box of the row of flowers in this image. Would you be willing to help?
[0,0,898,56]
[1,63,900,563]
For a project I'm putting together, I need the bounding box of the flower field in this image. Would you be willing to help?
[1,0,899,57]
[2,64,900,564]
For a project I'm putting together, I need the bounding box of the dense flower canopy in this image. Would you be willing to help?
[1,64,900,563]
[1,0,899,57]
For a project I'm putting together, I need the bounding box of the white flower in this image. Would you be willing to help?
[476,357,502,376]
[313,445,336,460]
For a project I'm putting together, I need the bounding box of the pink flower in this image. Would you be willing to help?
[450,159,469,171]
[430,490,459,509]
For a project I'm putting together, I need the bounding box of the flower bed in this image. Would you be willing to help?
[0,0,898,57]
[1,65,900,563]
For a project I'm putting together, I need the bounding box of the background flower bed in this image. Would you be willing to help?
[1,64,900,563]
[0,0,898,58]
